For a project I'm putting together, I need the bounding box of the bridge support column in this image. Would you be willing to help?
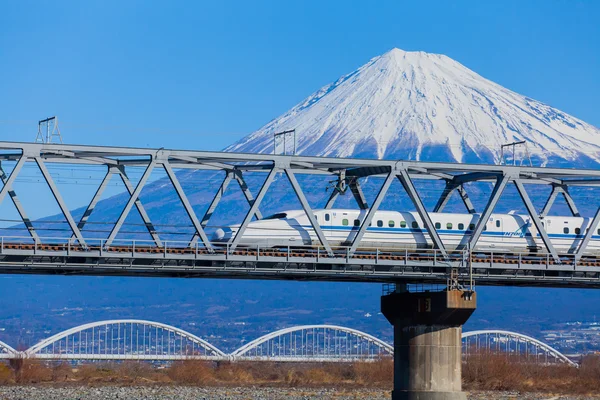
[381,287,476,400]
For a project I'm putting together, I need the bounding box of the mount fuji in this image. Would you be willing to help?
[228,48,600,167]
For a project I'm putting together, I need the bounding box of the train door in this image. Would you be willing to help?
[324,211,333,241]
[495,217,503,242]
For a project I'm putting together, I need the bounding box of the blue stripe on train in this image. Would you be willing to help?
[300,225,597,240]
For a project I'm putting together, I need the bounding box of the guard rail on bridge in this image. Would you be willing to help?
[0,236,598,287]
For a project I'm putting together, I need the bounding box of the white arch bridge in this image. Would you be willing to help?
[0,320,576,366]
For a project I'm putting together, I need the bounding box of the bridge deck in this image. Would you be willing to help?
[1,239,598,288]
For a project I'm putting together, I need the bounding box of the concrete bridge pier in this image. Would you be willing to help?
[381,286,477,400]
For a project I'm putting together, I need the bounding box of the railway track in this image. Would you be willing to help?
[2,241,599,267]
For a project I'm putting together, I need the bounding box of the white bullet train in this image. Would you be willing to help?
[213,209,600,254]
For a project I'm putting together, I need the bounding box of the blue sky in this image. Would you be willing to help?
[0,0,598,151]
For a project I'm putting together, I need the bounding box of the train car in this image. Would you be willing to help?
[212,209,600,254]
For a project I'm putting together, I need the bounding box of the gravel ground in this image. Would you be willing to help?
[0,387,598,400]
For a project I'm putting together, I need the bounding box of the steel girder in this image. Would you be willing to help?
[324,189,339,209]
[73,167,114,235]
[575,206,600,261]
[229,168,278,252]
[0,141,599,259]
[0,155,27,211]
[324,172,370,211]
[513,179,560,262]
[162,162,213,252]
[348,172,395,254]
[433,181,476,214]
[104,162,157,247]
[34,157,88,247]
[0,161,39,241]
[397,168,449,258]
[467,174,511,251]
[540,184,580,218]
[200,171,234,227]
[349,179,369,210]
[113,166,163,247]
[285,169,334,256]
[191,170,265,246]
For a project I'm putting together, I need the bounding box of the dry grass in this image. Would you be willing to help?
[463,353,600,395]
[0,355,597,394]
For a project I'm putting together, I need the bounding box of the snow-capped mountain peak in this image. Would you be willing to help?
[227,48,600,166]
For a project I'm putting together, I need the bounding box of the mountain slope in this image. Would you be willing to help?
[227,48,600,166]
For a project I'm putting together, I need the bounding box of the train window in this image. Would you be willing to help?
[575,227,581,235]
[388,220,395,228]
[342,219,349,226]
[564,227,569,234]
[496,220,501,228]
[412,221,419,229]
[354,219,360,227]
[458,223,464,230]
[377,220,383,227]
[435,222,441,229]
[598,228,600,235]
[447,223,453,229]
[469,224,475,230]
[325,213,330,222]
[483,225,487,231]
[400,221,407,228]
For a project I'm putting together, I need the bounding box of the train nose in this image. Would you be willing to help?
[213,228,226,241]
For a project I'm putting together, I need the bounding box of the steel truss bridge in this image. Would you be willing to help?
[0,320,575,366]
[0,142,599,287]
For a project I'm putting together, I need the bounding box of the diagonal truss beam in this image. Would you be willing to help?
[433,182,456,213]
[114,166,162,247]
[575,206,600,261]
[456,184,476,214]
[201,171,234,228]
[349,179,369,210]
[105,162,157,247]
[234,171,263,220]
[0,161,39,241]
[348,172,394,255]
[324,189,339,209]
[72,167,114,236]
[540,185,580,218]
[468,174,510,250]
[513,179,560,263]
[35,157,87,247]
[189,171,235,246]
[397,169,448,258]
[285,169,333,256]
[561,187,580,217]
[162,162,213,252]
[539,185,560,219]
[229,168,278,253]
[434,181,476,214]
[0,155,27,208]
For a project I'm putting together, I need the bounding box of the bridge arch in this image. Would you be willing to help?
[462,329,576,366]
[25,319,226,360]
[0,339,18,359]
[231,324,393,361]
